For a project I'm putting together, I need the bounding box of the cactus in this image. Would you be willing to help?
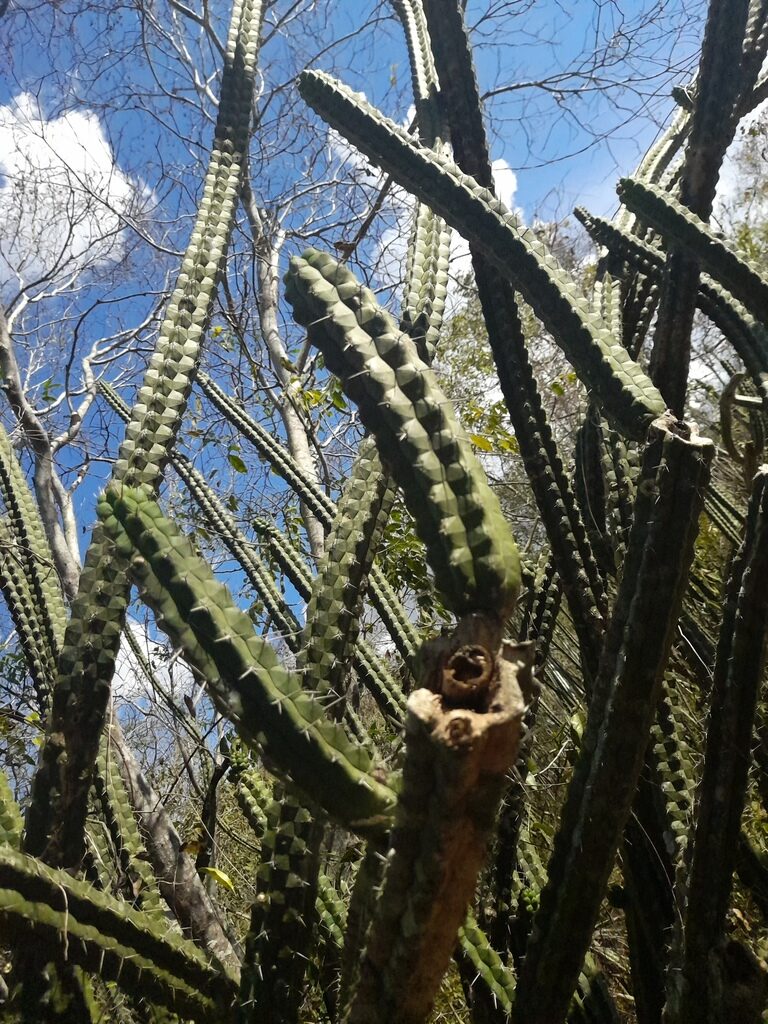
[1,1,768,1022]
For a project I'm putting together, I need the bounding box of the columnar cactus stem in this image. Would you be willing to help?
[0,847,238,1021]
[25,0,264,869]
[285,249,521,621]
[420,0,608,680]
[646,0,750,412]
[670,467,768,1024]
[297,70,666,441]
[197,370,422,665]
[514,416,713,1024]
[98,485,398,833]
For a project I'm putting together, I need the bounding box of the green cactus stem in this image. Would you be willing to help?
[513,415,713,1024]
[418,0,608,680]
[297,70,666,442]
[0,847,237,1021]
[300,438,395,706]
[619,177,768,331]
[25,0,264,870]
[645,0,750,413]
[98,485,398,835]
[671,467,768,1024]
[285,248,521,622]
[197,370,421,665]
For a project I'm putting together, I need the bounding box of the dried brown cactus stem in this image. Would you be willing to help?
[346,626,530,1024]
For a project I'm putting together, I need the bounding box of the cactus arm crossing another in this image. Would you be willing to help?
[420,0,608,681]
[619,177,768,332]
[98,485,398,835]
[297,70,666,442]
[252,515,409,722]
[647,0,750,413]
[197,370,422,666]
[513,416,713,1024]
[299,437,396,707]
[576,204,768,407]
[25,0,265,870]
[671,468,768,1024]
[0,847,237,1022]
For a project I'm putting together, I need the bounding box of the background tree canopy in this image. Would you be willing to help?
[0,0,767,1021]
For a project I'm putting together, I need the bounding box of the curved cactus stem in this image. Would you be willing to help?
[198,370,421,665]
[645,0,750,412]
[346,630,529,1023]
[297,71,666,441]
[620,177,768,332]
[102,380,378,738]
[669,467,768,1024]
[513,416,713,1024]
[0,847,237,1021]
[285,249,521,621]
[26,0,264,870]
[99,485,397,835]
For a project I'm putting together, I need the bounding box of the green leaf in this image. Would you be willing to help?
[469,433,493,452]
[228,453,247,473]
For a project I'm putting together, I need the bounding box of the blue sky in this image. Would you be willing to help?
[0,0,709,538]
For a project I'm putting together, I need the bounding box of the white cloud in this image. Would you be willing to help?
[0,94,142,294]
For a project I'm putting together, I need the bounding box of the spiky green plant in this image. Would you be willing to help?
[0,1,767,1023]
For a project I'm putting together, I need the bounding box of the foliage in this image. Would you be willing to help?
[0,1,766,1023]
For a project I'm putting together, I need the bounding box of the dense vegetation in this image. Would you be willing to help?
[0,0,766,1021]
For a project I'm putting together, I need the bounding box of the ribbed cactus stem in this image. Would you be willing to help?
[671,467,768,1024]
[514,416,713,1024]
[0,847,237,1021]
[25,0,264,869]
[197,370,421,664]
[298,70,666,441]
[285,248,521,621]
[98,485,398,834]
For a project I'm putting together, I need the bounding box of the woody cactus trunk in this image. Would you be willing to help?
[0,0,767,1021]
